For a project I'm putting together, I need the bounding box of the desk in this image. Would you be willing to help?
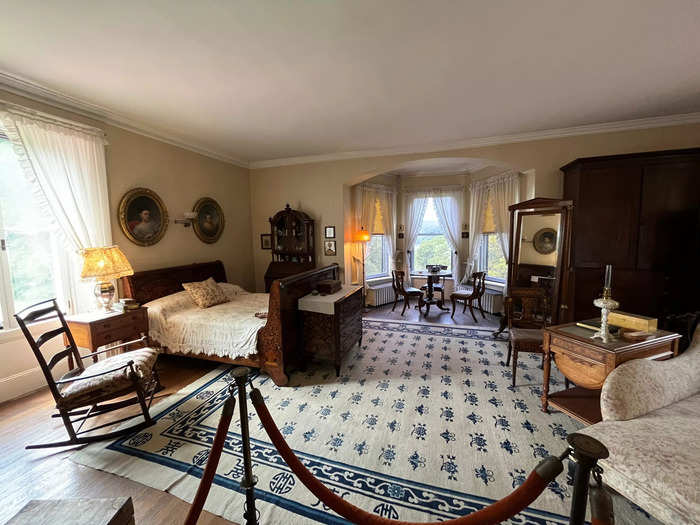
[63,307,148,369]
[299,286,363,375]
[411,270,451,315]
[542,321,681,424]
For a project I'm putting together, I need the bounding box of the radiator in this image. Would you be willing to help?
[366,283,399,307]
[480,290,504,315]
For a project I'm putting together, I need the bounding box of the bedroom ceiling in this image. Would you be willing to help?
[1,1,699,165]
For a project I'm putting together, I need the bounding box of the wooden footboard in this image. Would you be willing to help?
[121,261,340,387]
[257,263,340,385]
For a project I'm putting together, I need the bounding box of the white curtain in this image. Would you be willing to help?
[490,171,520,287]
[464,179,489,283]
[0,105,111,313]
[404,192,428,279]
[375,187,396,275]
[431,187,463,280]
[350,184,379,286]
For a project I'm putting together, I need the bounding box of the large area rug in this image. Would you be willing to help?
[72,320,586,524]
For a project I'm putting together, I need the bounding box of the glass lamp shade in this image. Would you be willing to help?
[353,229,371,243]
[81,246,134,311]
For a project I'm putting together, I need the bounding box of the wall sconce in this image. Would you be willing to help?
[175,211,197,227]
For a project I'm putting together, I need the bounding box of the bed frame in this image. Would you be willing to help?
[120,260,340,386]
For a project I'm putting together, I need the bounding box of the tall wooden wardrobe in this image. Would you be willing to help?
[561,148,700,322]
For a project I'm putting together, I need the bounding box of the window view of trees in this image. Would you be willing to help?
[480,233,507,281]
[413,198,452,271]
[0,138,59,324]
[365,234,387,278]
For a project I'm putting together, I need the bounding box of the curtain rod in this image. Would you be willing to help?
[0,99,107,138]
[403,184,465,194]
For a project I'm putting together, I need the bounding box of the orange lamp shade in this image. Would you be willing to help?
[80,245,134,281]
[353,228,371,243]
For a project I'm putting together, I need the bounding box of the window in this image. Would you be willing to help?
[479,233,507,282]
[412,197,452,272]
[0,136,63,329]
[365,234,389,279]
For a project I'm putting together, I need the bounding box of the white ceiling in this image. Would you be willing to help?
[1,1,699,165]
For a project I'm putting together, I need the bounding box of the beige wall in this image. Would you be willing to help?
[0,89,254,402]
[249,122,700,291]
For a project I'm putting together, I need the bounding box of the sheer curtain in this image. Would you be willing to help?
[374,186,396,274]
[490,171,520,286]
[431,187,463,280]
[403,192,428,278]
[0,104,111,313]
[464,179,489,283]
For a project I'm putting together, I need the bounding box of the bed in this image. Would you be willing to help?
[120,260,339,386]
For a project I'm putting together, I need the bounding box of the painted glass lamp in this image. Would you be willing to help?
[80,245,134,311]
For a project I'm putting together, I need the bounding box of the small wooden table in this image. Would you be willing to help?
[411,270,452,314]
[542,321,681,425]
[63,307,149,369]
[299,286,363,376]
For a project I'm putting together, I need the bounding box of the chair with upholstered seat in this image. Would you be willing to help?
[15,298,161,449]
[505,287,552,387]
[450,271,487,322]
[391,270,424,315]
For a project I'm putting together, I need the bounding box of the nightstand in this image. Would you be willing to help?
[298,286,363,376]
[63,307,149,369]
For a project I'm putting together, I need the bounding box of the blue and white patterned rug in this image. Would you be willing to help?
[72,320,585,524]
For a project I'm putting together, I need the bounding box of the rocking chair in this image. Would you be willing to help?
[15,299,161,449]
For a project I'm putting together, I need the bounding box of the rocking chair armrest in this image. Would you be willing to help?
[55,360,135,385]
[78,336,148,361]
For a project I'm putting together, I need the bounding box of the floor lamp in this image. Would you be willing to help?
[353,227,371,310]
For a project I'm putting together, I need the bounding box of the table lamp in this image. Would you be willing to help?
[80,245,134,311]
[353,228,371,310]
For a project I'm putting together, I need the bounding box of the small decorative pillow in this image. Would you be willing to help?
[182,277,229,308]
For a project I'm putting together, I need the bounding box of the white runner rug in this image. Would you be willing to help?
[72,320,586,524]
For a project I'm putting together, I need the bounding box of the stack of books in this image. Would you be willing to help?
[113,298,140,313]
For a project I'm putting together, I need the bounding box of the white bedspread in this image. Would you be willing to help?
[144,284,269,360]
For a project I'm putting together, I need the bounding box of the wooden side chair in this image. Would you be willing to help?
[505,287,562,388]
[450,271,487,322]
[391,270,424,315]
[15,299,161,449]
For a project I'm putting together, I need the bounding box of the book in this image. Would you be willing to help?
[608,311,657,332]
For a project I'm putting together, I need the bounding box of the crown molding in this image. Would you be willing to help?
[0,71,249,168]
[249,111,700,169]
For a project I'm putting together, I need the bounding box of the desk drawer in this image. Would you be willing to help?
[554,352,607,390]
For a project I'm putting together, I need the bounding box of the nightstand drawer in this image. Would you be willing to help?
[93,310,147,333]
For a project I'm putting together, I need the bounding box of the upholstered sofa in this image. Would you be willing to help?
[581,331,700,525]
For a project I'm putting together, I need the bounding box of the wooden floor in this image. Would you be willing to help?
[365,299,502,329]
[0,355,236,525]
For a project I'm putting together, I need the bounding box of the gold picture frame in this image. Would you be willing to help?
[118,187,168,246]
[192,197,225,244]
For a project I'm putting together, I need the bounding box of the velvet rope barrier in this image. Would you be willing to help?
[184,387,236,525]
[250,387,564,525]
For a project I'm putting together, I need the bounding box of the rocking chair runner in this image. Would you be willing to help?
[15,299,161,449]
[390,270,424,315]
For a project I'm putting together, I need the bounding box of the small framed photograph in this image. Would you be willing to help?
[398,232,405,239]
[324,226,335,239]
[260,233,272,249]
[461,231,469,239]
[398,224,405,233]
[324,240,337,256]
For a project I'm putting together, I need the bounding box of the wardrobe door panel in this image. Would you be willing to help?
[574,166,641,269]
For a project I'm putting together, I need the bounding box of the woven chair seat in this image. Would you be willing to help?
[58,348,159,409]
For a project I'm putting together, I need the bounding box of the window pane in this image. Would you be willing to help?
[418,198,442,235]
[484,233,507,280]
[365,234,386,278]
[414,234,451,271]
[0,138,59,314]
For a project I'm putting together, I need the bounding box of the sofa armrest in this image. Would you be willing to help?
[601,337,700,421]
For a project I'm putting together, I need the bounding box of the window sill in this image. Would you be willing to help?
[0,318,59,345]
[366,276,392,286]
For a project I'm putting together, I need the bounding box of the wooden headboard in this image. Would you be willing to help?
[120,260,227,304]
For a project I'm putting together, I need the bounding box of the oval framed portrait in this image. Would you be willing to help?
[193,197,225,243]
[533,227,557,255]
[118,187,168,246]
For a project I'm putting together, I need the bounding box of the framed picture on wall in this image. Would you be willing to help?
[260,233,272,249]
[192,197,225,244]
[324,226,335,238]
[118,187,168,247]
[324,240,337,256]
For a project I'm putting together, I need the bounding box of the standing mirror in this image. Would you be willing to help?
[494,198,573,336]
